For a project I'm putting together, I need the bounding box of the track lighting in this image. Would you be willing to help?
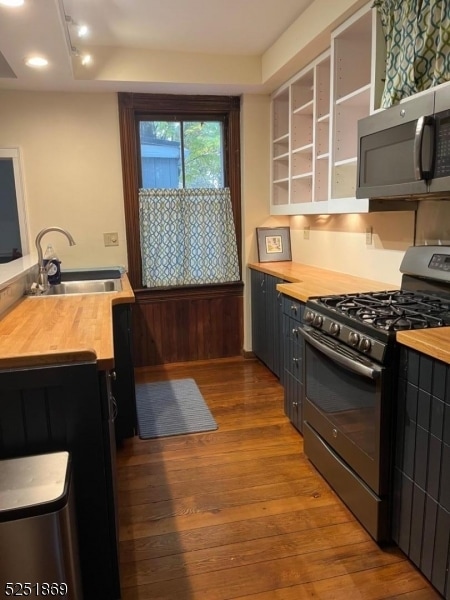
[62,9,92,67]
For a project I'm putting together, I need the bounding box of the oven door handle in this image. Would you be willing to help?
[299,327,382,380]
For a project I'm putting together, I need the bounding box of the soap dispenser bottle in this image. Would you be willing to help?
[43,244,61,285]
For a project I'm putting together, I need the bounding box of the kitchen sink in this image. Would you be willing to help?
[28,267,124,296]
[45,279,122,295]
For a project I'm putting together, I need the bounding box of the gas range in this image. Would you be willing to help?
[300,245,450,542]
[303,246,450,364]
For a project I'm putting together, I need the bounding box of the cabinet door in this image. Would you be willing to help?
[250,270,285,378]
[0,363,120,600]
[251,269,267,365]
[265,273,284,378]
[393,347,450,598]
[112,303,137,441]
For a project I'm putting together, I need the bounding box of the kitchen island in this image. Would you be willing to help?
[0,274,135,600]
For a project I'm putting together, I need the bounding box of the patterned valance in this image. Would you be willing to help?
[139,188,240,288]
[374,0,450,107]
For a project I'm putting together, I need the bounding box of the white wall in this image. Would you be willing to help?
[241,94,288,350]
[0,90,127,269]
[290,212,416,287]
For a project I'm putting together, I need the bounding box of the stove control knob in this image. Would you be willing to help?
[348,331,360,347]
[329,322,340,336]
[359,338,372,353]
[313,314,323,328]
[304,310,314,324]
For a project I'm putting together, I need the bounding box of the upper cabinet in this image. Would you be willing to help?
[270,2,386,215]
[271,51,330,215]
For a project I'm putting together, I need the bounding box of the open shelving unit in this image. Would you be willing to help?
[270,1,388,215]
[270,50,331,214]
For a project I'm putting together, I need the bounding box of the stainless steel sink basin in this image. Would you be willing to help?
[44,279,122,295]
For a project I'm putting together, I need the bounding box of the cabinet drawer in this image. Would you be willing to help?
[285,341,303,381]
[284,314,303,342]
[282,295,304,321]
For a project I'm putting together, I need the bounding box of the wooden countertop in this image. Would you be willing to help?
[0,274,134,370]
[396,329,450,364]
[249,261,450,364]
[248,261,396,302]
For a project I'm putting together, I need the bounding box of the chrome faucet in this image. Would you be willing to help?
[35,227,76,290]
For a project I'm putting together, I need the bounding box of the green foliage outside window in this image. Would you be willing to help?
[139,120,224,189]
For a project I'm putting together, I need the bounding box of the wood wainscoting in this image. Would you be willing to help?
[132,282,244,366]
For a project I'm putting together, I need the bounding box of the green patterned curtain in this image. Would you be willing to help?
[374,0,450,107]
[139,188,240,288]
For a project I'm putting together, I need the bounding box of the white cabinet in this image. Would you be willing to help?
[270,2,386,215]
[271,51,331,215]
[329,4,382,211]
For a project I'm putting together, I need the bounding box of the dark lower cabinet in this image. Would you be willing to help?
[0,362,121,600]
[112,303,137,442]
[250,269,284,379]
[393,346,450,599]
[282,295,304,432]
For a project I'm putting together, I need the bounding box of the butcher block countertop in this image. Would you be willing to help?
[249,261,450,365]
[0,274,134,371]
[248,261,396,301]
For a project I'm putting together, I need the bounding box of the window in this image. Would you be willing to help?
[0,148,29,264]
[139,120,224,189]
[118,94,242,290]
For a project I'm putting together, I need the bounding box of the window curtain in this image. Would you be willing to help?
[139,187,240,288]
[374,0,450,107]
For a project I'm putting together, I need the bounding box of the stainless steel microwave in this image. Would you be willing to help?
[356,85,450,200]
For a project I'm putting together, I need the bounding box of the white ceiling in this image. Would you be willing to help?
[0,0,315,94]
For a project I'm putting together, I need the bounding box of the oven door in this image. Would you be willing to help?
[300,326,392,497]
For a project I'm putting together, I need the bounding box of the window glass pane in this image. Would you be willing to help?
[138,120,224,189]
[139,121,181,189]
[183,121,224,188]
[0,158,22,262]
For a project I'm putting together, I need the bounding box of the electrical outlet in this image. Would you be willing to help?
[303,226,310,240]
[104,232,119,247]
[365,227,373,245]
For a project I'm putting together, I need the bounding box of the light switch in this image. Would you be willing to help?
[104,232,119,247]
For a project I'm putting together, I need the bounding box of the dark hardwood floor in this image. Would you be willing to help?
[116,357,440,600]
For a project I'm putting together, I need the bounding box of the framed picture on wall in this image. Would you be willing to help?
[256,226,292,263]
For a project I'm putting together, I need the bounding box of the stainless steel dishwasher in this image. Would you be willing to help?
[0,451,83,599]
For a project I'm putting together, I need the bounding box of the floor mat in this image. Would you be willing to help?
[135,378,218,439]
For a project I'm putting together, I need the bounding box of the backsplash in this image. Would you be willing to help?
[0,268,37,318]
[415,200,450,246]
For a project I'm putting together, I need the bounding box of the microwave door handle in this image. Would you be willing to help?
[414,116,425,180]
[299,327,382,380]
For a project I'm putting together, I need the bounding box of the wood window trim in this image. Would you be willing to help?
[118,93,242,291]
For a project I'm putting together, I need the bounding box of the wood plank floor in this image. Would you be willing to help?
[116,357,440,600]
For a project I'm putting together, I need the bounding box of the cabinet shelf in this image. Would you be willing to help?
[273,177,289,184]
[274,152,289,160]
[317,152,330,160]
[293,99,314,115]
[334,157,357,167]
[336,83,371,107]
[317,113,330,123]
[293,143,313,154]
[273,133,289,144]
[292,172,313,180]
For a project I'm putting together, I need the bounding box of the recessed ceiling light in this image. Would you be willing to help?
[80,54,92,66]
[77,24,88,38]
[0,0,25,6]
[25,56,48,68]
